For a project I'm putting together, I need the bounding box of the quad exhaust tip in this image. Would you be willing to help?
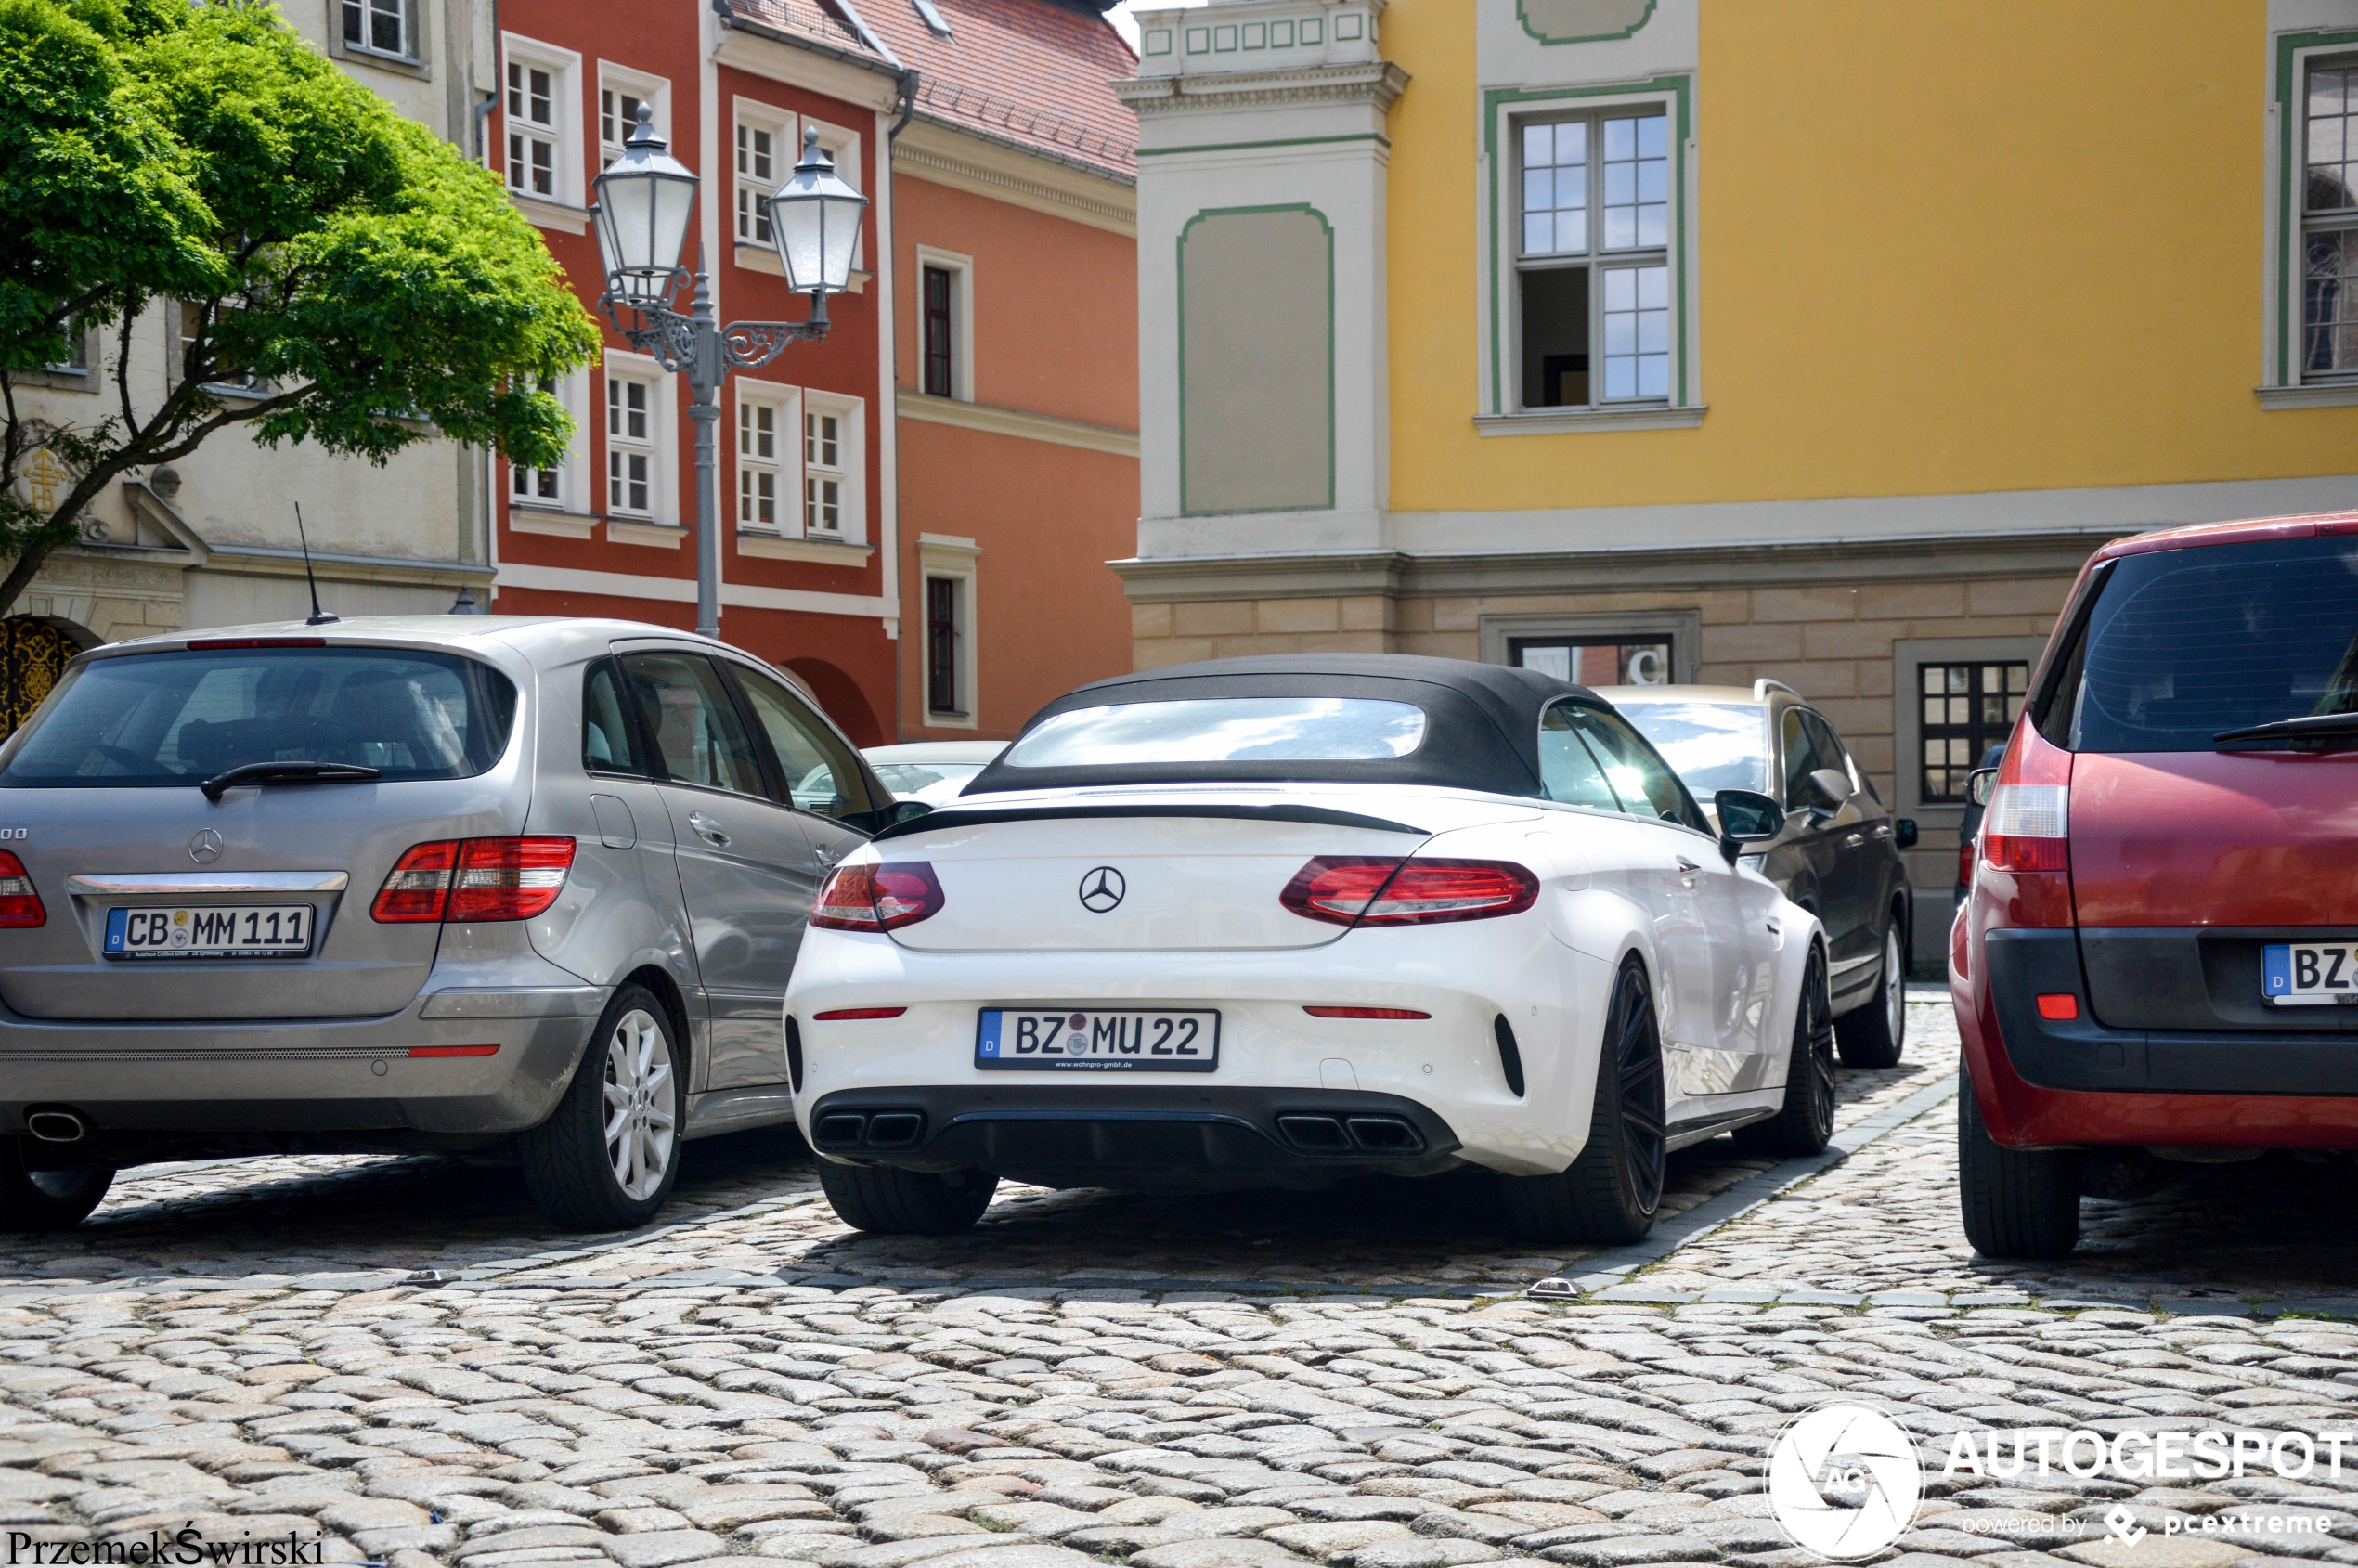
[25,1110,87,1143]
[1276,1112,1423,1155]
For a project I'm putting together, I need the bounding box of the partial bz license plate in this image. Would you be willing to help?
[104,904,315,959]
[976,1008,1220,1072]
[2263,942,2358,1006]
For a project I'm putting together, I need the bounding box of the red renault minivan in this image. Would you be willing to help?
[1951,511,2358,1258]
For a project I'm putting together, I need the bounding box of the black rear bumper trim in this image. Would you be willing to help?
[1990,929,2358,1095]
[807,1084,1464,1190]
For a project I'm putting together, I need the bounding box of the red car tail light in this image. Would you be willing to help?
[2036,993,2079,1021]
[1303,1005,1432,1019]
[0,851,45,928]
[1283,856,1538,928]
[372,837,574,923]
[1979,718,2075,927]
[1280,858,1405,925]
[814,1006,908,1020]
[372,840,458,922]
[409,1044,500,1057]
[811,862,946,932]
[449,837,577,922]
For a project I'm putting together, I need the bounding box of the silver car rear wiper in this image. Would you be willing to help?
[2212,712,2358,745]
[200,760,383,802]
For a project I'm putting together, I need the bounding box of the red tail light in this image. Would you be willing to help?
[0,851,45,928]
[1283,857,1539,928]
[450,836,576,922]
[1955,839,1975,890]
[811,862,945,932]
[1978,718,2075,927]
[1303,1005,1432,1019]
[372,837,574,923]
[814,1006,908,1020]
[371,840,457,922]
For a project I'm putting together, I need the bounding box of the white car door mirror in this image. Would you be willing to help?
[1803,767,1853,816]
[1714,788,1785,862]
[1964,766,2000,808]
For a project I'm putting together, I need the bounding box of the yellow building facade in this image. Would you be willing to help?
[1116,0,2358,952]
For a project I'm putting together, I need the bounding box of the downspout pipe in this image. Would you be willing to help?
[889,67,919,139]
[887,66,916,736]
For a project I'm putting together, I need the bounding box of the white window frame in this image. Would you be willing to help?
[508,365,591,532]
[914,245,975,402]
[1481,80,1695,431]
[2295,48,2358,384]
[597,64,669,173]
[799,391,865,544]
[1509,105,1672,411]
[735,378,798,536]
[733,101,792,251]
[501,35,583,212]
[917,535,981,729]
[340,0,417,62]
[602,349,678,541]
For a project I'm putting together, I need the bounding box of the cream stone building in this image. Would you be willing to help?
[6,0,499,690]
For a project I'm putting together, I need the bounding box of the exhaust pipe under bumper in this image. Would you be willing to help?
[24,1109,89,1144]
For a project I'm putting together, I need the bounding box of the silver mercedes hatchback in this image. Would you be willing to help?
[0,616,908,1233]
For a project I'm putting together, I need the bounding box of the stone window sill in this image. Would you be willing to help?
[1473,404,1706,436]
[2256,382,2358,408]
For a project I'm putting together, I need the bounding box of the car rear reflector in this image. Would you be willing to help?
[1978,718,2075,927]
[810,862,945,932]
[408,1044,500,1057]
[814,1007,908,1020]
[2036,993,2079,1021]
[449,836,576,922]
[0,851,45,928]
[372,837,574,924]
[1303,1005,1432,1019]
[1284,856,1539,927]
[184,637,328,650]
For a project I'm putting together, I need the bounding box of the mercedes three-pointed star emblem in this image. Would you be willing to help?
[188,828,223,865]
[1078,865,1125,914]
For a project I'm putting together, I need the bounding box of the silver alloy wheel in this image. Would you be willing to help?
[600,1008,676,1200]
[1882,926,1905,1043]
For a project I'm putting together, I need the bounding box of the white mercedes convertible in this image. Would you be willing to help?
[784,655,1832,1243]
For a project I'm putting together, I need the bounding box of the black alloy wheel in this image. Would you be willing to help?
[1734,945,1836,1157]
[1500,956,1666,1244]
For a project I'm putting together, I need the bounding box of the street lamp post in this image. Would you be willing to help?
[590,106,869,641]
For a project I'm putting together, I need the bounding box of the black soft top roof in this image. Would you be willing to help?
[963,653,1598,797]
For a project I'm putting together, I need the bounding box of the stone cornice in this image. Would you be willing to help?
[1108,526,2134,603]
[892,123,1135,236]
[1116,60,1408,117]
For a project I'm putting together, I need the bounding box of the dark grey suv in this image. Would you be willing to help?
[1597,680,1917,1068]
[0,616,900,1233]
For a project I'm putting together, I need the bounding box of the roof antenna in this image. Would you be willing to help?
[294,503,338,626]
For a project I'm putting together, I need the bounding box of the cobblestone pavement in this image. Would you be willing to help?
[6,998,2358,1568]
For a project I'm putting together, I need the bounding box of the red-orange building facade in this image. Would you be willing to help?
[488,0,1139,744]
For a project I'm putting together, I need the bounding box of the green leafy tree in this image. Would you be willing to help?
[0,0,598,615]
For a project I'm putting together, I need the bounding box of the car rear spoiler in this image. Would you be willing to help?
[870,802,1430,843]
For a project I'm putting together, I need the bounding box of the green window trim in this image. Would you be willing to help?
[1518,0,1655,47]
[2275,29,2358,386]
[1175,202,1338,517]
[1483,74,1692,416]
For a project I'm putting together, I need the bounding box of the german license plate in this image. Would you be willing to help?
[2263,942,2358,1006]
[104,903,315,959]
[975,1008,1219,1072]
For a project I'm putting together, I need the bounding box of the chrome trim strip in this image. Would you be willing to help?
[65,872,352,896]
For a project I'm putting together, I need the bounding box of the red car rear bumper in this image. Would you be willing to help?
[1952,935,2358,1148]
